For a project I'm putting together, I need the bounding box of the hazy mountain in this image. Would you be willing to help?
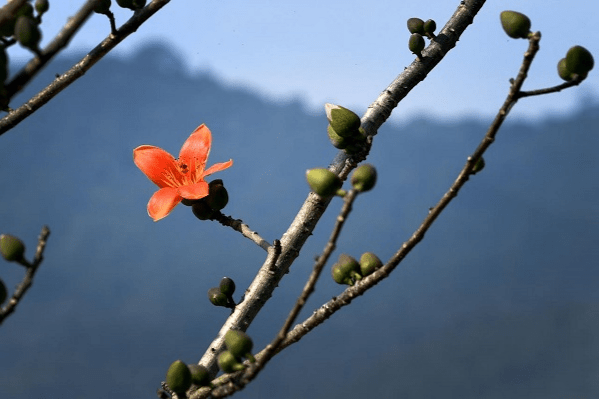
[0,42,597,398]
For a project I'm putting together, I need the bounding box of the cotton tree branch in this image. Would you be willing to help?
[213,213,272,251]
[5,0,98,99]
[192,0,487,388]
[0,0,172,137]
[273,31,555,354]
[0,225,51,325]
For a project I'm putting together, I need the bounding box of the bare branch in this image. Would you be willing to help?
[213,213,272,251]
[0,225,51,325]
[0,0,172,137]
[6,0,98,99]
[193,0,487,388]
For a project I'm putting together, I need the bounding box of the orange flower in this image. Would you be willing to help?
[133,124,233,221]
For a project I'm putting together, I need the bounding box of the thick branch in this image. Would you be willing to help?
[0,0,172,137]
[193,0,487,389]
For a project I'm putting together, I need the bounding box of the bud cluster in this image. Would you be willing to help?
[558,46,594,82]
[406,17,436,59]
[218,330,256,373]
[324,103,368,154]
[331,252,383,286]
[208,277,237,309]
[182,179,230,220]
[165,360,211,395]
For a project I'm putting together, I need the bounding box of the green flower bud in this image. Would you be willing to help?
[351,164,377,192]
[423,19,436,36]
[17,3,35,18]
[331,254,362,286]
[166,360,192,394]
[218,350,246,373]
[327,124,349,149]
[224,330,255,362]
[0,278,7,305]
[557,58,574,81]
[0,234,25,262]
[192,200,214,220]
[219,277,236,297]
[472,156,485,175]
[359,252,383,277]
[116,0,146,10]
[407,18,425,35]
[205,179,229,211]
[500,11,531,39]
[15,16,41,54]
[208,287,229,307]
[188,364,211,387]
[35,0,49,15]
[94,0,112,15]
[565,45,594,76]
[325,103,361,138]
[408,33,425,56]
[306,168,343,198]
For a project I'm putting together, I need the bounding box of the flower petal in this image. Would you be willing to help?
[179,124,212,181]
[147,187,182,221]
[133,145,180,188]
[178,181,209,200]
[204,159,233,177]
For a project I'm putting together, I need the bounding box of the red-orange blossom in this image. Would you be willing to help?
[133,124,233,221]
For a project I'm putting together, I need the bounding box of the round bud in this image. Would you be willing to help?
[351,164,377,192]
[17,3,35,18]
[472,156,485,175]
[224,330,255,362]
[14,16,41,54]
[0,278,7,305]
[327,124,349,149]
[423,19,436,35]
[218,350,246,373]
[219,277,236,297]
[324,103,361,138]
[565,45,594,76]
[331,254,362,285]
[35,0,49,14]
[192,200,214,220]
[557,58,574,81]
[408,33,425,55]
[187,364,211,387]
[165,360,192,394]
[94,0,112,15]
[205,180,229,211]
[407,18,424,34]
[306,168,343,198]
[0,234,25,262]
[359,252,383,277]
[500,11,531,39]
[208,287,229,307]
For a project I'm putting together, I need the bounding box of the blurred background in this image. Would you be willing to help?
[1,1,598,398]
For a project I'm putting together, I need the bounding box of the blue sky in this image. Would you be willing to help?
[12,0,599,123]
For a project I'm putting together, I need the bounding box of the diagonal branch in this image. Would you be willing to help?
[5,0,98,99]
[192,0,487,388]
[275,31,548,355]
[0,0,172,137]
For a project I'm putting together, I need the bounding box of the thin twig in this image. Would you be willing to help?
[0,0,172,137]
[6,0,98,99]
[0,225,51,325]
[213,213,272,251]
[191,1,487,389]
